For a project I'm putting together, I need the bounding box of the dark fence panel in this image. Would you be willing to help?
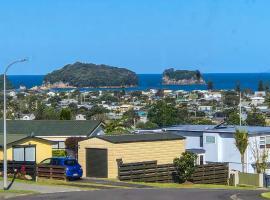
[0,161,36,180]
[37,164,66,181]
[191,163,229,185]
[117,159,228,184]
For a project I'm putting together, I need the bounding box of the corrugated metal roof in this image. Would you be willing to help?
[164,125,270,135]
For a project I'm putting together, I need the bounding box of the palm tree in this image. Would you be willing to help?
[234,129,249,172]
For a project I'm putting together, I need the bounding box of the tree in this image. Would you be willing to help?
[136,121,159,129]
[122,109,140,127]
[235,81,241,93]
[86,106,109,120]
[246,108,266,126]
[60,108,72,120]
[258,80,264,91]
[234,129,248,172]
[225,110,241,125]
[223,91,239,107]
[173,152,197,183]
[148,101,183,127]
[207,81,213,90]
[250,137,268,173]
[104,119,129,135]
[65,137,85,159]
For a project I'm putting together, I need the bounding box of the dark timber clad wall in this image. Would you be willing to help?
[86,148,108,178]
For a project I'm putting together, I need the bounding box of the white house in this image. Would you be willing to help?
[75,114,86,120]
[20,114,36,120]
[137,124,270,174]
[251,96,265,106]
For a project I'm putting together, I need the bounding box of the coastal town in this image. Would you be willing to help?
[2,1,270,200]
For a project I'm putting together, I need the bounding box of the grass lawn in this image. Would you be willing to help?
[130,182,258,190]
[261,192,270,199]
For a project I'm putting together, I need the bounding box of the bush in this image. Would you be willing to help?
[173,152,197,183]
[52,150,67,157]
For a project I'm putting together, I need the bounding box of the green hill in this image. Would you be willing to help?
[0,75,13,90]
[162,68,205,85]
[44,62,138,88]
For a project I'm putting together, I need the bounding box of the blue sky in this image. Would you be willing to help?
[1,0,270,74]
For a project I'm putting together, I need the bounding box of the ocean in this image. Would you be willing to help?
[8,73,270,91]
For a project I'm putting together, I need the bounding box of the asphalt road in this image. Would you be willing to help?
[12,188,265,200]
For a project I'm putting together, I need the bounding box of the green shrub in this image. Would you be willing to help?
[174,152,197,183]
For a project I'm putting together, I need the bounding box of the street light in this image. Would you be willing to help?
[3,58,27,190]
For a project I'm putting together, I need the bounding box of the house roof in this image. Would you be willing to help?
[0,134,57,148]
[0,120,102,137]
[164,125,270,135]
[95,133,185,144]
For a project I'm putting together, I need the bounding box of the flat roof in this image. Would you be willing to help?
[95,133,185,144]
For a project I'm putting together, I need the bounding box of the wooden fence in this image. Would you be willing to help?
[191,163,229,185]
[117,159,228,184]
[0,161,36,180]
[36,164,66,181]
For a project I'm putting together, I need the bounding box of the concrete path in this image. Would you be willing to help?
[0,181,81,194]
[11,188,266,200]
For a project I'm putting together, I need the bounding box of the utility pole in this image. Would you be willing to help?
[3,59,27,190]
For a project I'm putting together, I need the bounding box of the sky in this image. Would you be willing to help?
[1,0,270,75]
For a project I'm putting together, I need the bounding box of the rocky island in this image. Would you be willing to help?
[43,62,138,88]
[162,68,205,85]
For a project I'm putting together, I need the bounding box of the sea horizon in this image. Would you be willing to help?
[7,73,270,92]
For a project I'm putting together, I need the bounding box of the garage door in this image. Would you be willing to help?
[86,148,108,178]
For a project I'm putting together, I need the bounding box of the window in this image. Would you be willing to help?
[200,136,203,147]
[206,136,215,144]
[260,136,270,149]
[52,141,66,150]
[13,147,24,161]
[260,136,265,148]
[13,145,36,162]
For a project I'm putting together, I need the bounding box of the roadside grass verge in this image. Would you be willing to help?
[128,182,258,190]
[261,192,270,199]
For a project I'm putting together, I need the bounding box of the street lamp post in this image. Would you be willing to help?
[3,59,27,190]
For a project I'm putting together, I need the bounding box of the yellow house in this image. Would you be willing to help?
[0,134,56,163]
[0,120,104,154]
[78,133,185,179]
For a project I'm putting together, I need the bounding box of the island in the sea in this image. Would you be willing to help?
[162,68,205,85]
[43,62,138,89]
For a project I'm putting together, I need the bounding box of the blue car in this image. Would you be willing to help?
[40,157,83,180]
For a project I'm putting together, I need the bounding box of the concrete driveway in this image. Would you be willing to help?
[12,188,265,200]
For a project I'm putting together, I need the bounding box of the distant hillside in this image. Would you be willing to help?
[0,75,13,90]
[162,68,205,85]
[44,62,138,88]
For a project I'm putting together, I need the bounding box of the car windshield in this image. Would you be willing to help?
[64,159,77,166]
